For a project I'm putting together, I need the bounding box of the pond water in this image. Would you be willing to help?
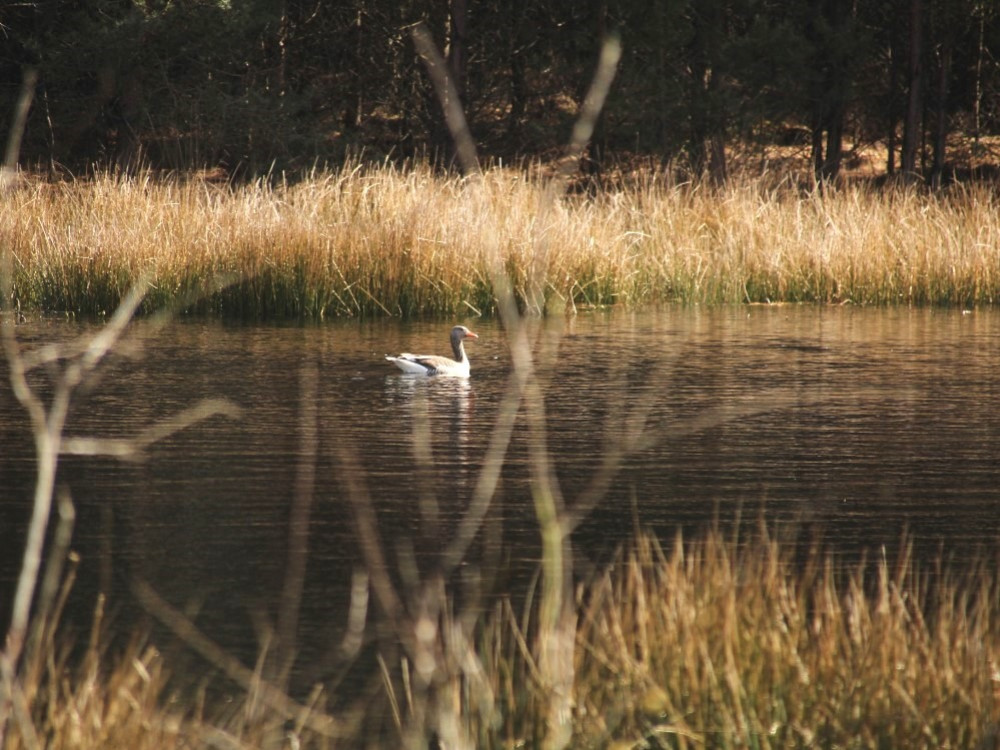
[2,305,1000,692]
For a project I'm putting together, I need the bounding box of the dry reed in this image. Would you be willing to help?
[4,166,1000,319]
[6,527,998,748]
[574,529,1000,749]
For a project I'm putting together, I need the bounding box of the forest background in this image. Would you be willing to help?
[6,5,1000,747]
[2,0,999,184]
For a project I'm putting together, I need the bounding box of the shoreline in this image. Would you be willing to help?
[4,165,999,320]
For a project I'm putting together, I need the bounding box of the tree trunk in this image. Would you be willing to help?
[811,91,847,182]
[822,103,845,180]
[973,12,984,150]
[440,0,468,168]
[930,41,951,188]
[901,0,923,180]
[810,117,824,180]
[687,40,710,176]
[277,0,289,99]
[808,0,851,183]
[508,33,527,136]
[887,39,898,175]
[446,0,467,103]
[709,133,727,184]
[687,0,727,183]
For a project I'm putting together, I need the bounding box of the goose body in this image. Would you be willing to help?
[386,325,479,377]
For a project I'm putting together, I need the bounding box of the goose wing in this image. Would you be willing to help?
[385,353,469,376]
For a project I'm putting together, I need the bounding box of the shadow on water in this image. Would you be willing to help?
[3,306,1000,697]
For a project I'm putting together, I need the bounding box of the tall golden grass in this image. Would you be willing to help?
[575,529,1000,749]
[6,527,998,748]
[4,165,1000,318]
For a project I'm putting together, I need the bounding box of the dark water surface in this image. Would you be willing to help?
[2,305,999,689]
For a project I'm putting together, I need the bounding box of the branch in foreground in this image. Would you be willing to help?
[60,399,242,460]
[131,579,342,740]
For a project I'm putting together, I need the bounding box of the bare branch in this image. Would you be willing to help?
[411,23,481,176]
[1,66,37,190]
[60,399,241,459]
[75,276,151,380]
[274,361,319,686]
[32,489,75,637]
[132,579,342,739]
[553,35,621,190]
[333,440,405,626]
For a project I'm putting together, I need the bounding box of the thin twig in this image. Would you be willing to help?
[275,360,319,686]
[1,66,37,190]
[131,579,342,739]
[410,29,623,750]
[31,488,76,642]
[411,23,481,177]
[60,399,242,459]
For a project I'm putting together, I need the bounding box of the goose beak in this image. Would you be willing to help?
[465,330,479,339]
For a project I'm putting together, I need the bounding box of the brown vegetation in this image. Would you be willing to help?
[3,527,998,748]
[4,163,1000,320]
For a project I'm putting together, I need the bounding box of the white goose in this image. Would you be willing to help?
[385,325,479,377]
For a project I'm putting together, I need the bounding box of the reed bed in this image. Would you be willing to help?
[6,527,998,748]
[574,530,1000,749]
[4,166,1000,318]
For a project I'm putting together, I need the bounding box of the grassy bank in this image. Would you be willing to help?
[6,527,998,749]
[3,165,1000,318]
